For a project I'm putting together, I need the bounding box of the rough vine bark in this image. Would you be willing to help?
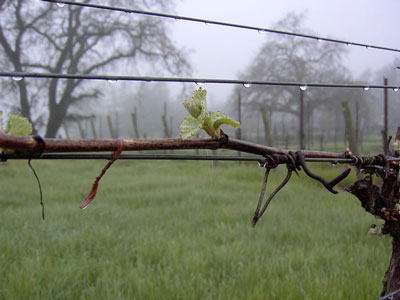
[347,128,400,298]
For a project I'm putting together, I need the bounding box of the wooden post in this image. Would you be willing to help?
[115,111,119,138]
[237,93,242,157]
[319,133,324,151]
[355,101,360,149]
[384,77,389,155]
[62,122,70,139]
[341,101,359,155]
[131,107,140,138]
[77,118,85,139]
[260,107,273,146]
[107,115,116,138]
[299,90,305,150]
[90,118,97,139]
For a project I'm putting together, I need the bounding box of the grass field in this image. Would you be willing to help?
[0,157,391,299]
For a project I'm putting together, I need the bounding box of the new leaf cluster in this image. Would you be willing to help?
[179,88,241,140]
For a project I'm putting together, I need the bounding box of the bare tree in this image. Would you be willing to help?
[233,13,352,145]
[0,0,190,137]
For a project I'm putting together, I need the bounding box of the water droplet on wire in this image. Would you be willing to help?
[317,39,322,42]
[195,82,205,87]
[243,83,252,88]
[363,86,370,91]
[346,43,351,47]
[107,80,117,84]
[56,2,65,7]
[299,85,308,91]
[258,161,265,167]
[366,46,371,50]
[393,87,399,92]
[12,76,23,81]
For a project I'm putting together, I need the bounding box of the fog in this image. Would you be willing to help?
[172,0,400,105]
[1,0,399,148]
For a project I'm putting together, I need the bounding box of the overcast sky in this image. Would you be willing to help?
[171,0,400,105]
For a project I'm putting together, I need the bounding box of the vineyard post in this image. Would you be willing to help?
[131,107,140,139]
[76,118,85,139]
[299,89,305,149]
[107,115,116,139]
[90,118,97,139]
[237,92,242,157]
[383,77,389,155]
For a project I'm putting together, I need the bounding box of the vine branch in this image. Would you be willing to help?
[0,132,350,160]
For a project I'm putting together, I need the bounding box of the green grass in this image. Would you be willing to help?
[0,159,391,299]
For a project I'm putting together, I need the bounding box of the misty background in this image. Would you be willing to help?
[0,0,399,154]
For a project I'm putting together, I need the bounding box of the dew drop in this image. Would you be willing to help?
[258,161,265,167]
[258,30,263,34]
[107,79,117,84]
[299,85,308,91]
[12,76,23,81]
[317,39,322,42]
[56,2,65,7]
[243,83,252,88]
[366,46,371,50]
[346,43,351,47]
[331,161,338,166]
[195,82,205,87]
[363,86,370,91]
[394,87,399,92]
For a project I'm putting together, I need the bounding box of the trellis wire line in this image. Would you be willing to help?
[2,153,400,164]
[2,72,400,90]
[40,0,400,54]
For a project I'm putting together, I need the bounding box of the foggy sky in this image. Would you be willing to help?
[172,0,400,107]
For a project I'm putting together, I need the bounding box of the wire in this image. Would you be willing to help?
[2,153,400,164]
[2,71,400,90]
[40,0,400,54]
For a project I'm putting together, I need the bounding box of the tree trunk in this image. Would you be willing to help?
[341,101,359,155]
[260,107,273,146]
[45,103,67,138]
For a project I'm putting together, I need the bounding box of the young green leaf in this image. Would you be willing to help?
[210,111,241,131]
[183,87,207,119]
[179,115,203,140]
[5,114,33,136]
[179,88,241,139]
